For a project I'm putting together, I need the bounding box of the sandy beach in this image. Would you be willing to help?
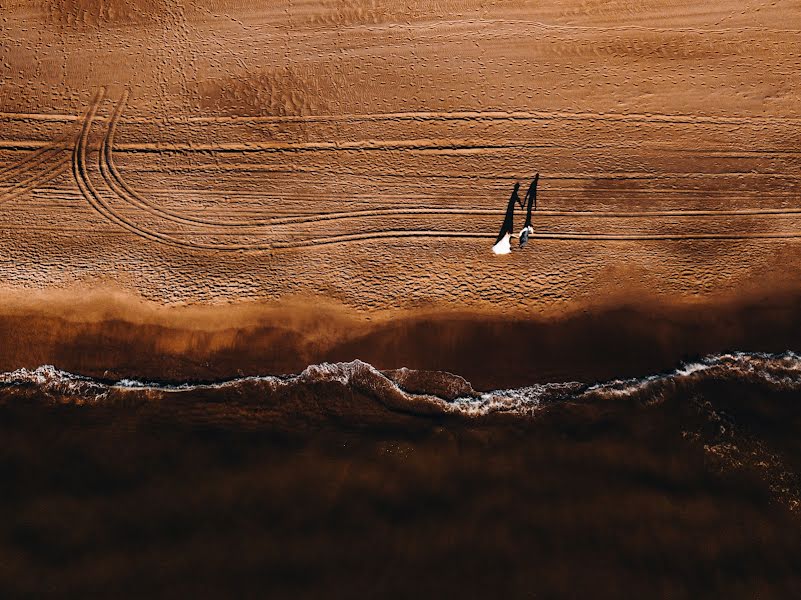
[1,1,800,364]
[3,1,801,597]
[4,286,801,389]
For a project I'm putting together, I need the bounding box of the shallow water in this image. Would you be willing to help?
[2,353,801,597]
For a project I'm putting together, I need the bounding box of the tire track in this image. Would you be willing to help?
[0,159,71,204]
[0,113,81,122]
[78,93,801,252]
[74,89,198,249]
[112,140,540,153]
[111,142,801,155]
[0,145,64,183]
[0,133,76,187]
[137,109,801,127]
[0,116,81,201]
[126,162,801,181]
[102,93,275,229]
[6,108,801,127]
[272,229,801,249]
[103,95,543,230]
[244,16,801,37]
[102,95,801,229]
[79,91,275,252]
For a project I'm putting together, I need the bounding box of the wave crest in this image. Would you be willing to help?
[2,351,801,419]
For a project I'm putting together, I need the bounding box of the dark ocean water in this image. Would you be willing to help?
[2,353,801,598]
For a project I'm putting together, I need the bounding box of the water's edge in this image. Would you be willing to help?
[3,351,801,418]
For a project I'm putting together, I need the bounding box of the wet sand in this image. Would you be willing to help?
[4,288,801,389]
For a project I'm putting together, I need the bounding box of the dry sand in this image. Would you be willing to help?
[1,1,801,381]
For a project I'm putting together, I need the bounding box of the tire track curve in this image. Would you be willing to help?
[103,94,534,230]
[103,95,532,230]
[79,92,801,252]
[76,90,276,252]
[102,92,275,229]
[103,94,801,228]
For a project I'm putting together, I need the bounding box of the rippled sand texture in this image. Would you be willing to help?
[0,1,799,312]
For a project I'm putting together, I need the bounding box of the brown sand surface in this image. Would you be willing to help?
[7,0,801,599]
[1,2,801,375]
[3,286,801,389]
[6,6,801,597]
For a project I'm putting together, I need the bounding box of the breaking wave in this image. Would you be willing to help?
[2,351,801,420]
[3,352,801,513]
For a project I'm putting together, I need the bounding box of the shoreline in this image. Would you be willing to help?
[3,288,801,389]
